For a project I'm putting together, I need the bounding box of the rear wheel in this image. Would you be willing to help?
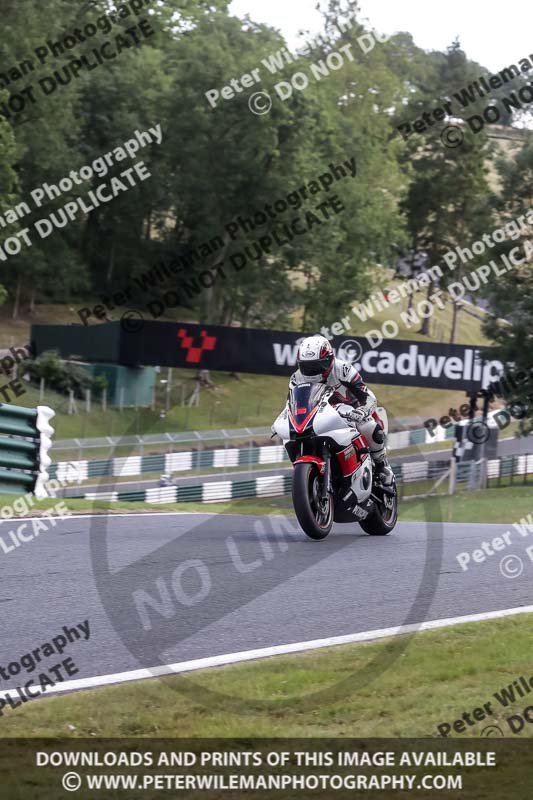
[359,480,398,536]
[292,462,333,540]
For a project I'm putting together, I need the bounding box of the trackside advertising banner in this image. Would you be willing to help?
[115,321,501,391]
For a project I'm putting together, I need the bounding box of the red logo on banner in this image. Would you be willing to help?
[177,328,217,363]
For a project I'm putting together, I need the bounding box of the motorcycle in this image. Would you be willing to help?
[272,381,398,540]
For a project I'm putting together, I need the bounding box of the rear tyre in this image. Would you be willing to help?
[359,480,398,536]
[292,462,333,540]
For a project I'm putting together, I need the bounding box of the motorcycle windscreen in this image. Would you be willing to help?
[289,382,327,431]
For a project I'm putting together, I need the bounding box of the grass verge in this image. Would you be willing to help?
[0,495,292,517]
[401,484,533,523]
[2,614,532,737]
[0,484,530,522]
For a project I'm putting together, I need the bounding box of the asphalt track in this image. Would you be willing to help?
[1,510,533,700]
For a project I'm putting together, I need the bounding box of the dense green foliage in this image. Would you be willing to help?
[20,350,105,398]
[0,0,530,385]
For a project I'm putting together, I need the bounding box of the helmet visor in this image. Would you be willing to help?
[299,356,332,377]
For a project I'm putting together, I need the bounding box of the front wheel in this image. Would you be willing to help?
[359,481,398,536]
[292,462,333,540]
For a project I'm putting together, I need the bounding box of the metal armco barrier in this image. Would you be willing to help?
[0,404,55,497]
[50,423,453,458]
[49,426,456,483]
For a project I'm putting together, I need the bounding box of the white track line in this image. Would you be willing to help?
[0,511,210,525]
[2,604,533,702]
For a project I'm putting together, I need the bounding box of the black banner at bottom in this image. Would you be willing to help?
[0,738,531,799]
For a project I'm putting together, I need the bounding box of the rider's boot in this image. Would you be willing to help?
[357,417,395,486]
[372,453,395,486]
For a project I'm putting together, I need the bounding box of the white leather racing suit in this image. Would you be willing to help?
[289,358,387,463]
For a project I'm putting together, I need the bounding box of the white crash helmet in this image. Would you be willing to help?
[297,335,335,382]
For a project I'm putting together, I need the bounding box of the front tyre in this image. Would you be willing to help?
[359,482,398,536]
[292,462,333,540]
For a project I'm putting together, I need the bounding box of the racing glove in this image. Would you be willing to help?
[339,405,371,426]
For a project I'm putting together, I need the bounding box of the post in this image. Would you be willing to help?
[166,367,172,412]
[477,389,490,490]
[225,435,228,466]
[102,386,107,412]
[39,377,45,402]
[86,388,91,414]
[448,457,456,495]
[466,391,478,490]
[119,386,125,412]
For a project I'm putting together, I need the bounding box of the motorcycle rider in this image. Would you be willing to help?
[289,334,395,485]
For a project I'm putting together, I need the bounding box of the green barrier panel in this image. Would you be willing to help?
[0,467,34,490]
[232,480,256,498]
[87,460,112,477]
[409,428,426,445]
[196,450,215,468]
[177,484,203,502]
[239,447,260,464]
[0,405,37,421]
[141,454,165,473]
[0,418,39,438]
[0,436,37,471]
[0,451,35,471]
[0,436,36,453]
[116,491,147,502]
[0,403,55,497]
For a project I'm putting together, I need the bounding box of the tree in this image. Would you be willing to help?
[397,41,493,341]
[481,138,533,433]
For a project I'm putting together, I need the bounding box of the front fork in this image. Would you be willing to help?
[321,444,331,503]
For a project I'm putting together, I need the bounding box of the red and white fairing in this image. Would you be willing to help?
[273,384,388,505]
